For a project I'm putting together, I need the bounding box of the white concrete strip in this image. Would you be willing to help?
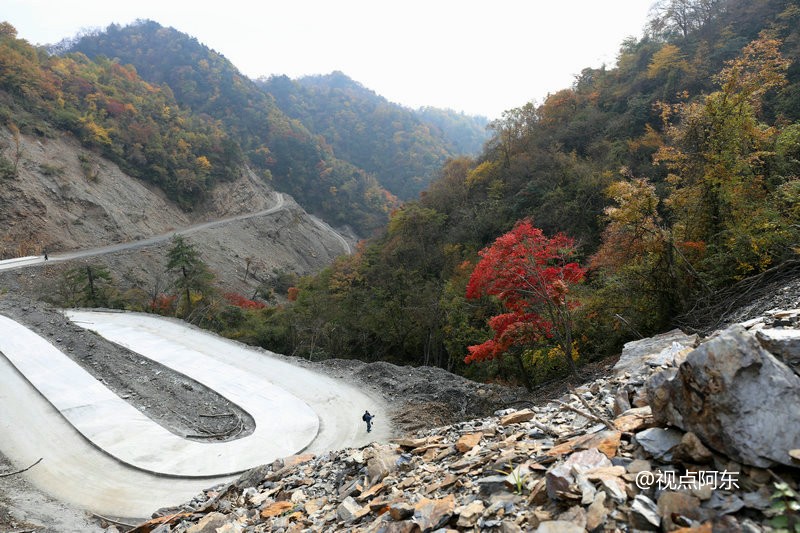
[0,313,319,477]
[63,310,391,454]
[0,255,44,271]
[0,310,389,518]
[0,353,229,519]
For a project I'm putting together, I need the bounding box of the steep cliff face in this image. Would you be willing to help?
[0,127,352,296]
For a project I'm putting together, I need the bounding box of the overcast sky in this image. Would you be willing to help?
[5,0,654,119]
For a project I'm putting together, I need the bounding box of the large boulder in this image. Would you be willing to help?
[614,329,698,376]
[646,325,800,467]
[756,327,800,375]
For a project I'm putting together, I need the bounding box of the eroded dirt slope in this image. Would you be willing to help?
[0,127,353,298]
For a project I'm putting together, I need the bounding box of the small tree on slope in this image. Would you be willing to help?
[166,235,215,319]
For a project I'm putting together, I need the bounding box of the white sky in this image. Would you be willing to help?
[4,0,654,119]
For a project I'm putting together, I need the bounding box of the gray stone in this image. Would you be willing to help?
[575,473,596,505]
[536,520,584,533]
[634,427,684,461]
[611,389,631,416]
[672,431,714,464]
[707,492,745,515]
[556,505,587,529]
[388,502,414,521]
[647,325,800,467]
[614,329,698,375]
[597,475,627,504]
[546,448,611,500]
[647,341,692,367]
[630,494,660,530]
[186,512,229,533]
[657,491,702,530]
[500,522,523,533]
[336,496,362,521]
[741,488,773,511]
[756,327,800,371]
[477,475,510,495]
[625,459,652,474]
[365,445,399,484]
[585,491,608,531]
[455,500,485,527]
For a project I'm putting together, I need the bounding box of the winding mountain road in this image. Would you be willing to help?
[0,310,389,518]
[0,192,367,518]
[0,191,351,272]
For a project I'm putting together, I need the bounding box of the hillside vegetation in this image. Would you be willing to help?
[2,20,487,235]
[64,22,489,231]
[232,0,800,388]
[64,21,395,233]
[3,1,798,391]
[260,72,489,199]
[0,21,242,208]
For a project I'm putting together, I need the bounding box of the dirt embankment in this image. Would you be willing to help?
[0,127,353,300]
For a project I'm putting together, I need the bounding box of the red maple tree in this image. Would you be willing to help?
[224,292,266,310]
[465,219,585,384]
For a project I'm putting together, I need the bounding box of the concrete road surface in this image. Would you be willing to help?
[0,310,389,518]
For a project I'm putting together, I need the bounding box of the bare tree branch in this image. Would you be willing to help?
[0,457,42,478]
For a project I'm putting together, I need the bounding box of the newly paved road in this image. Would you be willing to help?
[0,310,389,518]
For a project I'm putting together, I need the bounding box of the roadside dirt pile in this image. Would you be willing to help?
[316,359,532,432]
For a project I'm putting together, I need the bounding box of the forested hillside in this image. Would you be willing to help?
[66,21,394,233]
[230,0,800,388]
[0,22,241,208]
[3,1,798,392]
[413,106,489,156]
[260,72,489,199]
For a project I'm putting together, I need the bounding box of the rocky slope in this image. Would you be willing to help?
[1,289,798,532]
[123,305,800,532]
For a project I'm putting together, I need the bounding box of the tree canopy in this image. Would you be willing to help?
[260,72,489,199]
[246,0,800,388]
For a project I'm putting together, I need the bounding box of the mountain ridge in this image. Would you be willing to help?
[260,71,489,199]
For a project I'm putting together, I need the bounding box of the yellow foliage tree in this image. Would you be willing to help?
[648,44,690,79]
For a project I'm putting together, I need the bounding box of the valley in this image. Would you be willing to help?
[1,1,799,530]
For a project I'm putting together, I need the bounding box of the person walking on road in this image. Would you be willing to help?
[362,410,374,433]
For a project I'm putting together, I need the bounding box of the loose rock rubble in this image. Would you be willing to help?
[128,309,800,532]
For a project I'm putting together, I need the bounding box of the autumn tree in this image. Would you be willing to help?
[592,35,798,337]
[166,235,215,318]
[464,220,585,389]
[590,175,697,331]
[654,34,793,282]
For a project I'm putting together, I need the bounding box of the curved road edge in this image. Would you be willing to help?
[0,313,320,478]
[0,309,391,518]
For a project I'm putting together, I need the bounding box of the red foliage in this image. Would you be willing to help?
[287,287,300,302]
[465,312,551,363]
[224,292,266,310]
[150,293,176,315]
[465,219,585,364]
[104,98,127,117]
